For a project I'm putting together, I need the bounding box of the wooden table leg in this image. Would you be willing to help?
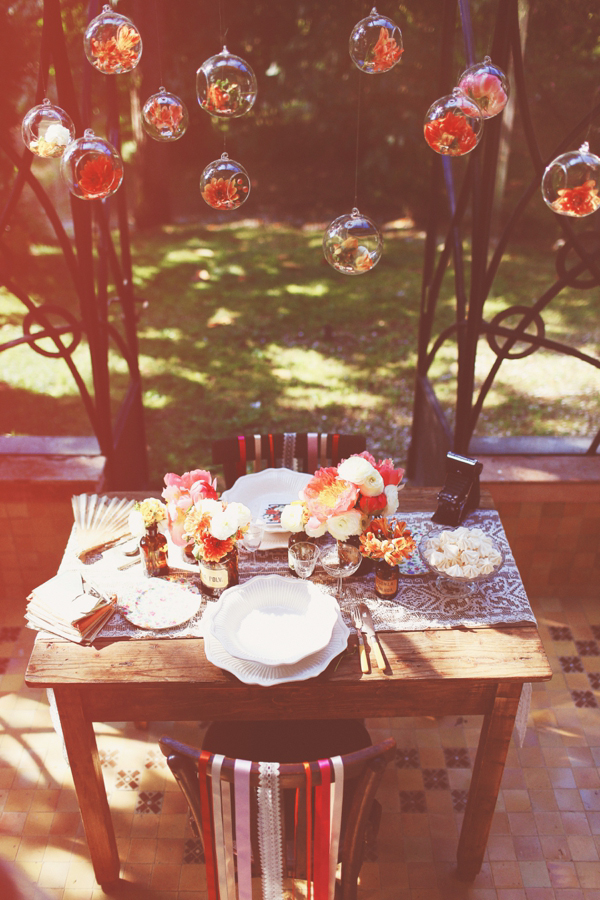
[456,681,523,880]
[53,687,120,885]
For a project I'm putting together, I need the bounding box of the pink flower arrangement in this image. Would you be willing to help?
[458,71,508,118]
[161,469,218,546]
[281,452,404,541]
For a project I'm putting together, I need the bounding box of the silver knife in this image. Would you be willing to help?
[358,603,388,672]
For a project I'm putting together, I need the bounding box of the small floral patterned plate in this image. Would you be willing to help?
[118,578,202,630]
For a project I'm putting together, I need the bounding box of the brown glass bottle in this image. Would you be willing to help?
[374,559,399,599]
[199,548,239,598]
[140,523,169,577]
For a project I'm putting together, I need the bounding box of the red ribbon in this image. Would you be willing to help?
[314,759,331,900]
[198,751,219,900]
[331,433,340,466]
[268,432,275,468]
[237,435,246,481]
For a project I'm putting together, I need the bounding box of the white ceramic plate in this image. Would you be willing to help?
[221,468,312,532]
[118,578,202,630]
[203,601,349,686]
[210,575,339,666]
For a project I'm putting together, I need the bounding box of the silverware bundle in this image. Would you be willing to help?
[351,603,389,674]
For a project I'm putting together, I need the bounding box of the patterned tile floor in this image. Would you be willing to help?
[0,592,599,900]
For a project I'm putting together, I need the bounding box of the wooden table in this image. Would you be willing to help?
[25,488,552,886]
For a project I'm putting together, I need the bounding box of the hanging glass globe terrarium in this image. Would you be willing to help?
[142,88,189,142]
[83,4,142,74]
[21,99,75,158]
[349,7,403,74]
[541,142,600,217]
[424,88,483,156]
[200,153,250,210]
[196,47,257,118]
[60,129,123,200]
[458,56,509,118]
[323,208,383,275]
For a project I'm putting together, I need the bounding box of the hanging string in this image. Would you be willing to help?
[153,0,164,87]
[219,0,225,48]
[353,73,363,208]
[585,83,600,146]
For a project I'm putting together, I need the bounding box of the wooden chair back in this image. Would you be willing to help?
[159,734,396,900]
[211,432,367,489]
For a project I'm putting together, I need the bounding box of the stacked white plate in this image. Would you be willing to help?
[203,574,350,685]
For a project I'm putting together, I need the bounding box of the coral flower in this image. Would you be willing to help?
[424,110,478,156]
[354,248,375,271]
[459,72,507,117]
[300,467,359,523]
[206,83,232,112]
[147,99,183,132]
[360,518,416,566]
[77,155,122,198]
[91,25,141,73]
[202,176,243,209]
[551,179,600,216]
[371,26,403,73]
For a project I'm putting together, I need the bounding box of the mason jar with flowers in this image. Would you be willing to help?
[183,498,251,597]
[161,468,219,560]
[292,452,405,575]
[359,518,416,599]
[129,498,169,578]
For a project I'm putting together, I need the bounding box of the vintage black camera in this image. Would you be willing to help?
[432,452,483,526]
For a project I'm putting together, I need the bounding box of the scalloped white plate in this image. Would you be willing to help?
[221,468,312,532]
[210,575,339,666]
[203,600,349,685]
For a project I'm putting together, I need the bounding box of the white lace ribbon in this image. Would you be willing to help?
[257,761,283,900]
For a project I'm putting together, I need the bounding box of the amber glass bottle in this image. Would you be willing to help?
[140,523,169,577]
[374,559,399,599]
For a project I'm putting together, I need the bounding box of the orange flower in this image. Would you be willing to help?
[91,24,140,73]
[359,517,415,566]
[424,110,478,156]
[206,83,232,112]
[147,99,183,132]
[200,533,235,562]
[371,27,403,73]
[77,155,122,199]
[354,248,374,271]
[201,176,247,209]
[551,179,600,216]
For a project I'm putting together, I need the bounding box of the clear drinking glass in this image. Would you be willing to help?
[288,541,320,579]
[320,542,362,599]
[241,520,265,567]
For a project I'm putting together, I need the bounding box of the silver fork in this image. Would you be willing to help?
[351,606,370,674]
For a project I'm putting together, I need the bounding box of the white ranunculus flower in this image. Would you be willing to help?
[280,503,305,533]
[198,497,222,518]
[337,455,377,486]
[359,469,384,497]
[44,123,71,146]
[209,509,238,541]
[305,518,327,538]
[225,502,252,529]
[382,485,399,516]
[327,509,364,541]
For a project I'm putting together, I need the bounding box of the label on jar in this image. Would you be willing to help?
[199,565,229,589]
[375,575,398,598]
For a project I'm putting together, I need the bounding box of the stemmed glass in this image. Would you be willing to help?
[320,542,362,599]
[288,542,320,580]
[241,520,265,568]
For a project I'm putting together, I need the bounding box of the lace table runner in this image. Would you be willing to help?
[53,509,535,642]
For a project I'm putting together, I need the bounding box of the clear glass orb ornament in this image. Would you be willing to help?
[541,142,600,217]
[424,88,483,157]
[60,129,124,200]
[458,56,509,118]
[200,153,250,210]
[196,46,257,118]
[142,88,189,142]
[349,7,403,74]
[21,99,75,158]
[323,208,383,275]
[83,4,142,74]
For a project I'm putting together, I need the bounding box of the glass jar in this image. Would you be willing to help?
[288,532,317,574]
[347,534,373,575]
[139,523,169,578]
[374,559,399,599]
[199,548,239,598]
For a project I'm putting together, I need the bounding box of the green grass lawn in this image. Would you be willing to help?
[1,220,598,488]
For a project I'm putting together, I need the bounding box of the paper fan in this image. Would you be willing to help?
[71,493,135,557]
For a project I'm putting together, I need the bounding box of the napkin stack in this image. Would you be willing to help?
[25,570,116,644]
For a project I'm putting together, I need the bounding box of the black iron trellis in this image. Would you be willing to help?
[407,0,600,486]
[0,0,148,489]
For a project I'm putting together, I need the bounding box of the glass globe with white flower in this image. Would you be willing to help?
[22,99,75,158]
